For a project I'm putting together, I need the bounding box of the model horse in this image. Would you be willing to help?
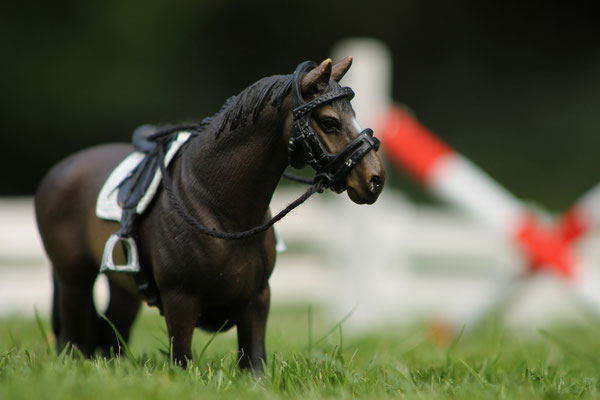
[35,57,385,372]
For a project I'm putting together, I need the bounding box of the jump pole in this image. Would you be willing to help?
[379,106,600,320]
[331,38,600,329]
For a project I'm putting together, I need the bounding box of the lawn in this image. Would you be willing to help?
[1,306,600,399]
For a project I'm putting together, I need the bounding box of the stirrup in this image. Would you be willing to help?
[100,233,141,274]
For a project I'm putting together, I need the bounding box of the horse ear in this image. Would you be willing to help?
[331,56,353,82]
[301,58,332,96]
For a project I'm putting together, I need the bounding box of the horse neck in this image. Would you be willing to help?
[176,109,290,228]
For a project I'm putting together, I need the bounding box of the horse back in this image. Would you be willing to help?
[35,143,133,277]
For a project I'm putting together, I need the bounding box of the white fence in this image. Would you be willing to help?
[2,189,599,332]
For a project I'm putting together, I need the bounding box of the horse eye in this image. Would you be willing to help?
[318,118,340,133]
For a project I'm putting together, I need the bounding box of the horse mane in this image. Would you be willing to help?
[199,74,294,138]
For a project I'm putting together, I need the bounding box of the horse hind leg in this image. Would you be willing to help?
[52,264,98,357]
[51,273,62,340]
[95,276,142,357]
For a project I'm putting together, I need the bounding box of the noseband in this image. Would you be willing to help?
[287,61,380,192]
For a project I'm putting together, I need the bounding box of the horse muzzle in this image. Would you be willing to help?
[345,147,386,205]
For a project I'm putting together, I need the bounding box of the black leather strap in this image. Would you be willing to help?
[322,129,380,190]
[293,87,355,119]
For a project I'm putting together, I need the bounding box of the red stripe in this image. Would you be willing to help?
[380,105,580,278]
[514,215,576,278]
[380,107,453,183]
[557,207,589,243]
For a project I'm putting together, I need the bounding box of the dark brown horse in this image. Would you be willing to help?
[34,57,385,372]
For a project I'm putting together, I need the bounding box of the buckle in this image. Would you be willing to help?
[100,233,141,274]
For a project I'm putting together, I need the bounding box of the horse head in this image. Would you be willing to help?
[290,57,386,205]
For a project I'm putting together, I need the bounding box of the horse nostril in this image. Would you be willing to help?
[369,175,383,194]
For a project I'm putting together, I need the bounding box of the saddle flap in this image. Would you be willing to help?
[117,156,159,210]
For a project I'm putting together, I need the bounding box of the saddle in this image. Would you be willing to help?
[117,124,163,210]
[96,126,192,307]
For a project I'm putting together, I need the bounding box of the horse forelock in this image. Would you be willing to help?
[326,81,353,114]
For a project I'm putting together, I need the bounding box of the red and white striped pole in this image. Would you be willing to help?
[380,106,600,315]
[331,38,600,329]
[380,106,526,238]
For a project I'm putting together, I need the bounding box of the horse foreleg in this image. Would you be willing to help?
[162,291,199,368]
[236,284,270,374]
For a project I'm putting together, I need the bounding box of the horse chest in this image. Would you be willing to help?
[207,249,267,296]
[151,237,274,305]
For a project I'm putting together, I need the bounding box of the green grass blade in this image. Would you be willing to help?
[33,307,51,354]
[99,313,139,367]
[313,303,358,348]
[539,329,599,366]
[307,304,313,353]
[459,358,490,386]
[197,320,229,364]
[446,324,465,362]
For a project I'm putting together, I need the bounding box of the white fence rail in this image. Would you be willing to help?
[1,190,599,331]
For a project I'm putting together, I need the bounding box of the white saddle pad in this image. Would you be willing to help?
[96,132,192,221]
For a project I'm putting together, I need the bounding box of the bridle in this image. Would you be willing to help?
[287,61,380,192]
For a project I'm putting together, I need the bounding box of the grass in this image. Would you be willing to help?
[2,306,600,399]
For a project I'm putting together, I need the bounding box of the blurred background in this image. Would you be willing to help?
[3,0,600,205]
[2,1,600,331]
